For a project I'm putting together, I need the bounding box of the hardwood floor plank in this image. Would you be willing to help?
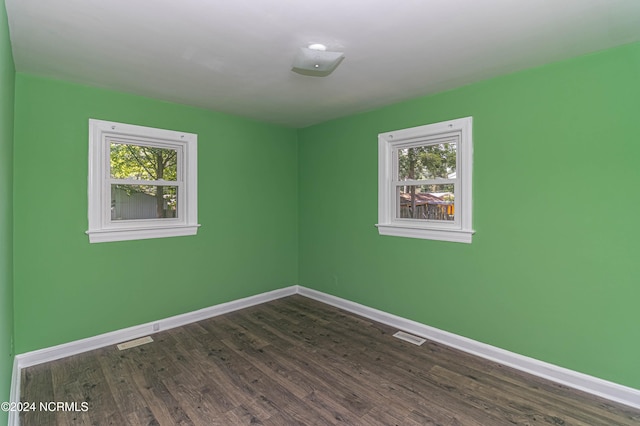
[52,380,97,426]
[301,390,365,425]
[20,363,57,426]
[160,374,228,425]
[221,404,264,425]
[50,352,124,426]
[361,405,425,426]
[122,346,195,425]
[243,304,492,423]
[20,295,640,425]
[96,347,159,425]
[283,296,640,425]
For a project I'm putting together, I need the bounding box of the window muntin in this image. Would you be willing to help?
[396,184,455,221]
[87,119,199,243]
[393,138,458,226]
[108,139,181,222]
[397,142,456,180]
[110,142,178,181]
[377,117,473,243]
[111,185,178,220]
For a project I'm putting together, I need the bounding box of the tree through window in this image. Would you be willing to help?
[110,143,179,220]
[87,119,199,243]
[377,117,474,243]
[397,143,456,221]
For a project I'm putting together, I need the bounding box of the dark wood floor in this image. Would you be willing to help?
[20,295,640,425]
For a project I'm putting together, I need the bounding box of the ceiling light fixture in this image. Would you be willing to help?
[292,43,344,77]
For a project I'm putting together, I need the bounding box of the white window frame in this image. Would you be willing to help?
[87,119,199,243]
[377,116,474,243]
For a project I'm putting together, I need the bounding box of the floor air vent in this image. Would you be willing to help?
[117,336,154,350]
[393,331,426,346]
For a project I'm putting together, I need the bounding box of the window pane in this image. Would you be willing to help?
[397,184,454,221]
[397,143,456,180]
[111,185,178,220]
[110,143,178,181]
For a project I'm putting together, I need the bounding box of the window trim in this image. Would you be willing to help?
[376,116,474,243]
[87,119,199,243]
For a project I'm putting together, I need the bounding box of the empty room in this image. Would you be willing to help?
[2,0,640,425]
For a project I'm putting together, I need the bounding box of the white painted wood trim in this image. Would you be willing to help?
[86,224,200,243]
[10,283,640,425]
[295,286,640,410]
[10,287,297,425]
[14,286,296,369]
[377,117,474,243]
[8,357,20,426]
[376,223,474,243]
[87,119,199,244]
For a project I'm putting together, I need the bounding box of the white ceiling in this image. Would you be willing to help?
[6,0,640,128]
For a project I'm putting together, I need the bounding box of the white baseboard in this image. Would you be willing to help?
[296,286,640,410]
[8,357,19,426]
[9,286,297,426]
[15,286,297,369]
[9,283,640,426]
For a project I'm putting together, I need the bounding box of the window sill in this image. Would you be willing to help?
[376,223,474,243]
[86,224,200,243]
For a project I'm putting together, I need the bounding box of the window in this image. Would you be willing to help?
[87,119,199,243]
[377,116,474,243]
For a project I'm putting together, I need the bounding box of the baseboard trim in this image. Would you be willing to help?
[15,286,297,369]
[296,286,640,410]
[10,283,640,423]
[8,357,19,426]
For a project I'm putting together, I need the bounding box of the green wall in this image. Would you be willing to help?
[13,74,298,353]
[7,27,640,403]
[298,42,640,390]
[0,0,14,423]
